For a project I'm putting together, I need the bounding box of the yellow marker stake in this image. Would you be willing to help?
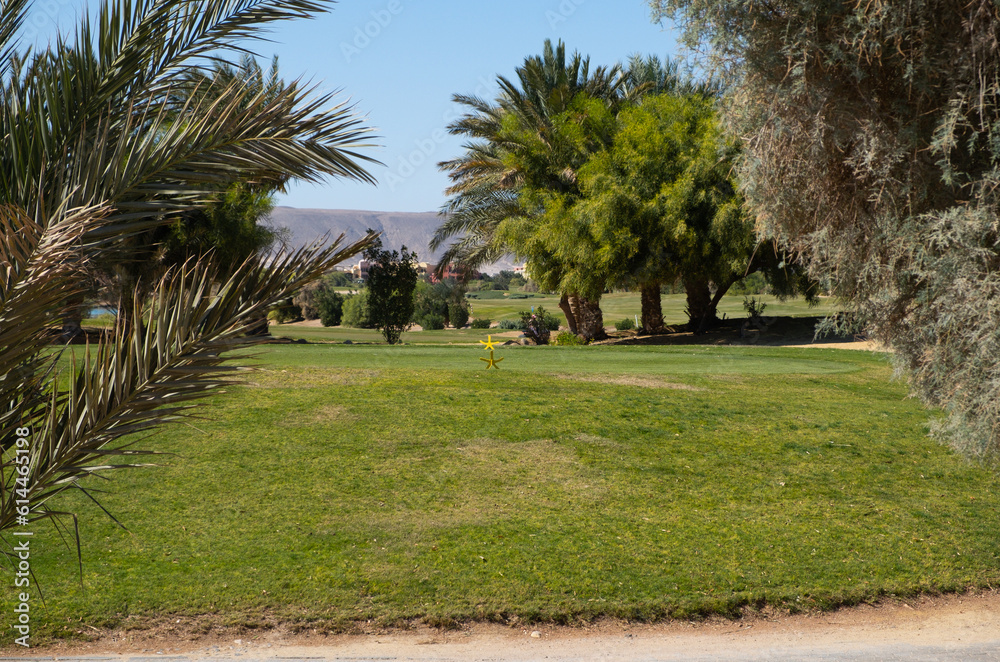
[479,335,499,351]
[479,350,504,370]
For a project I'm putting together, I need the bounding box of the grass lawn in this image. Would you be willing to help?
[12,344,1000,643]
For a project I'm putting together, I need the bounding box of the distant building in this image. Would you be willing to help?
[351,259,371,281]
[419,262,478,283]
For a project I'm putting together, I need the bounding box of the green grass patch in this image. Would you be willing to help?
[11,344,1000,642]
[267,293,834,344]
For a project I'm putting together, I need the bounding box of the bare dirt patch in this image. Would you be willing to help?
[244,367,378,388]
[555,373,705,390]
[597,315,879,351]
[22,590,1000,659]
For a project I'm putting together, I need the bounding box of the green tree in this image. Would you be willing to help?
[341,290,373,329]
[316,289,345,327]
[0,0,378,537]
[413,280,469,328]
[434,40,629,340]
[364,237,417,344]
[649,0,1000,456]
[449,300,470,328]
[578,92,794,332]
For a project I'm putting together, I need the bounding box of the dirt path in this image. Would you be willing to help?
[18,591,1000,661]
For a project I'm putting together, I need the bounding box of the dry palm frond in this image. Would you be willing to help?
[0,225,377,536]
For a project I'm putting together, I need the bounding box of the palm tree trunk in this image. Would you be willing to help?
[60,294,86,342]
[639,282,665,334]
[682,274,714,332]
[576,296,607,341]
[558,293,579,335]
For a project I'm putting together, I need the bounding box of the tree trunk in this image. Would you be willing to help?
[559,293,579,335]
[639,282,665,334]
[246,315,271,336]
[575,296,607,341]
[707,279,735,323]
[682,274,715,333]
[60,295,86,342]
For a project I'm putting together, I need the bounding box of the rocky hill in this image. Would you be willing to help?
[267,207,517,273]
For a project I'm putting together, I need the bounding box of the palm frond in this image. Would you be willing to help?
[0,204,112,445]
[1,230,376,533]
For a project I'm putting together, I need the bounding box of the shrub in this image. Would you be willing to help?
[730,272,768,296]
[465,290,507,300]
[496,318,524,330]
[316,290,345,327]
[292,282,320,320]
[519,306,554,345]
[419,313,445,330]
[538,309,562,331]
[341,291,373,328]
[267,298,301,324]
[743,296,768,320]
[554,331,585,346]
[449,301,470,328]
[470,317,492,329]
[614,317,635,331]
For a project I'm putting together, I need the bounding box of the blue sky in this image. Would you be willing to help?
[27,0,681,213]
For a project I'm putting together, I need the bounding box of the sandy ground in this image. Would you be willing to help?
[13,591,998,660]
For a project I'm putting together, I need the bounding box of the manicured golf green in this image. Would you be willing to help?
[14,344,1000,643]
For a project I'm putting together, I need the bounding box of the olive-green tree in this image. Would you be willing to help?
[579,93,813,332]
[650,0,1000,457]
[364,237,417,344]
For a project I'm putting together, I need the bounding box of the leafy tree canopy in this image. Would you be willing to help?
[364,235,417,344]
[649,0,1000,457]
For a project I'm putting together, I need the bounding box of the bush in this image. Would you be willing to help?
[448,301,470,328]
[496,318,524,330]
[267,298,301,324]
[536,309,561,331]
[519,306,554,345]
[419,313,445,330]
[730,272,768,296]
[554,331,585,346]
[341,291,373,328]
[292,281,320,320]
[615,317,635,331]
[414,280,468,327]
[465,290,508,300]
[316,290,345,327]
[470,317,492,329]
[743,296,768,320]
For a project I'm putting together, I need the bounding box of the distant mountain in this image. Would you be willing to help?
[266,207,518,274]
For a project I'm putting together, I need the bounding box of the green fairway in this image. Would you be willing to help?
[469,292,833,325]
[268,292,835,343]
[13,344,1000,642]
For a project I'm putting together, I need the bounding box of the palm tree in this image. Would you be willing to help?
[433,40,626,339]
[0,0,379,539]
